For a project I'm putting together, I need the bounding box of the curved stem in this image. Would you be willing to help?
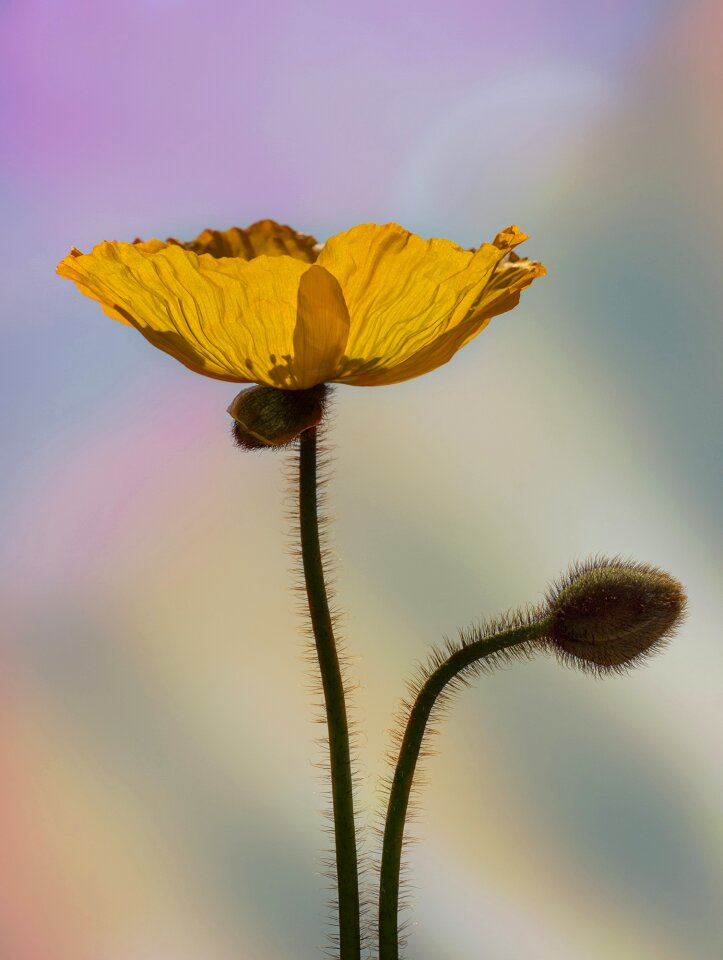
[298,427,360,960]
[378,620,550,960]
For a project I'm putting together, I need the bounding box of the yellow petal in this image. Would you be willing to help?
[492,225,529,251]
[191,220,320,261]
[59,248,135,325]
[130,220,319,262]
[341,254,545,385]
[131,238,170,254]
[294,265,351,388]
[460,253,547,347]
[316,223,510,383]
[57,242,344,387]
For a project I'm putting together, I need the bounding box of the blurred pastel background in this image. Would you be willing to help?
[2,0,722,958]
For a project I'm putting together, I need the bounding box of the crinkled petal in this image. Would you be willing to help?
[57,242,346,387]
[317,223,530,384]
[337,251,545,386]
[59,249,135,325]
[458,253,546,349]
[133,220,319,262]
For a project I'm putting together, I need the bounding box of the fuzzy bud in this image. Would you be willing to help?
[228,384,328,450]
[545,557,686,670]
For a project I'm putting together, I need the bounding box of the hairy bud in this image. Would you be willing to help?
[228,384,328,450]
[545,557,686,671]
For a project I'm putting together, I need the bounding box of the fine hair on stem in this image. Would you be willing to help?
[374,606,546,959]
[284,393,371,959]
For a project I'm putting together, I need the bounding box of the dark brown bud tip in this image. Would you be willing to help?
[228,384,328,450]
[545,557,686,671]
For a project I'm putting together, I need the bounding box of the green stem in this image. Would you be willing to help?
[378,620,550,960]
[298,427,361,960]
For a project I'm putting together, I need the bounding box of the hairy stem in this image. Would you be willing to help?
[378,620,550,960]
[298,427,361,960]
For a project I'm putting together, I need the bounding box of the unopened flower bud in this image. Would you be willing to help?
[228,384,328,450]
[545,558,686,670]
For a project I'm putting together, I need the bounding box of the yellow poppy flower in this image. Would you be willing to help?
[57,219,545,391]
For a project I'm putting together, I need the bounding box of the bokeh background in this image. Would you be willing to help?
[2,1,722,958]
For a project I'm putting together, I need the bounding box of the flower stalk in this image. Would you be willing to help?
[298,426,361,960]
[377,618,551,960]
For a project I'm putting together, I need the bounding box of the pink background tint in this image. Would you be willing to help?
[2,2,722,959]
